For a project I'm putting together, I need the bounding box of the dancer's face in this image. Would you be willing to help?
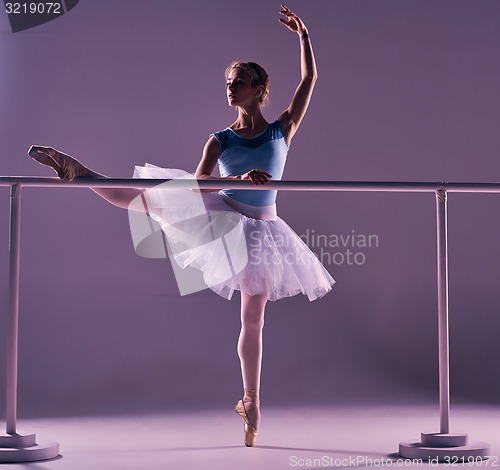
[226,69,262,107]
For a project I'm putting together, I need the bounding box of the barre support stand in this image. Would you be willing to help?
[398,187,490,461]
[0,184,59,463]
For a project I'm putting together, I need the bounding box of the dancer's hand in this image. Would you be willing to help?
[278,3,308,35]
[240,169,272,185]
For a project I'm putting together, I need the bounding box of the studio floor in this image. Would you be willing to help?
[1,403,499,470]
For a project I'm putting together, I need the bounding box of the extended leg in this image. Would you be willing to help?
[28,145,153,212]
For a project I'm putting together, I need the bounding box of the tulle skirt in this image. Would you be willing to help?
[131,163,336,302]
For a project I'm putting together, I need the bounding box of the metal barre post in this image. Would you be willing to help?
[0,183,59,462]
[399,188,489,460]
[6,183,21,434]
[436,188,450,434]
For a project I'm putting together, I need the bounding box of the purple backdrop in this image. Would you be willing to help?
[1,0,499,418]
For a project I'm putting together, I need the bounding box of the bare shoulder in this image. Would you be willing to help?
[195,135,221,178]
[204,134,220,153]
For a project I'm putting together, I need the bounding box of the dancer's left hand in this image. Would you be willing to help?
[278,3,308,35]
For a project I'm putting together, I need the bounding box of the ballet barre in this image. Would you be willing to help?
[0,175,496,463]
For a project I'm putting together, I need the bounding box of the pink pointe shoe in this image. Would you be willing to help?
[234,389,260,447]
[28,145,90,181]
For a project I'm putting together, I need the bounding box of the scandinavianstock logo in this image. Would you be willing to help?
[4,0,79,33]
[127,177,248,297]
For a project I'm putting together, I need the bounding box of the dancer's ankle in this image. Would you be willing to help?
[243,388,260,404]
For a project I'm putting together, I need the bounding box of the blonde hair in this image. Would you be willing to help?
[225,61,270,105]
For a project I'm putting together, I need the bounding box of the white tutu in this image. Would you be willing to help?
[131,163,336,302]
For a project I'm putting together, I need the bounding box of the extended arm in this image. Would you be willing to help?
[277,4,318,143]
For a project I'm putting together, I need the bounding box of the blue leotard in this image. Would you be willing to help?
[210,119,290,206]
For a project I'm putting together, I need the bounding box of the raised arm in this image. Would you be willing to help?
[277,4,318,144]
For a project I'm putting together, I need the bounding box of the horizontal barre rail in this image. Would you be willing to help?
[0,173,491,460]
[2,176,500,192]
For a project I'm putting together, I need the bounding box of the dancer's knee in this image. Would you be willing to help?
[243,314,265,331]
[241,287,268,329]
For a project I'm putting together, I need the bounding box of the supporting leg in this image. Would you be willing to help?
[237,289,268,432]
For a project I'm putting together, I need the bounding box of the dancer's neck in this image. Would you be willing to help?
[233,106,266,131]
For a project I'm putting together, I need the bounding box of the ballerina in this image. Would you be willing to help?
[28,3,335,447]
